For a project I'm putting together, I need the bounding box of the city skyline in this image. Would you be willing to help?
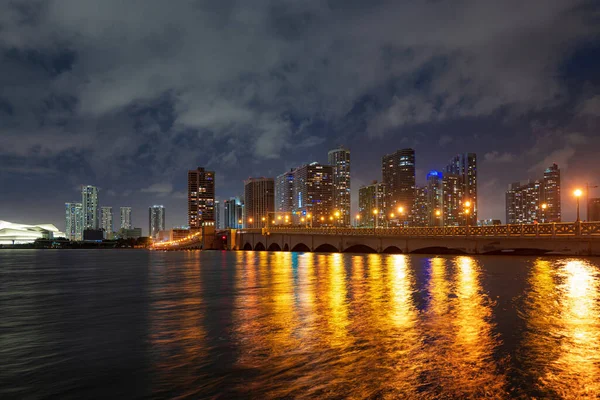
[1,1,599,231]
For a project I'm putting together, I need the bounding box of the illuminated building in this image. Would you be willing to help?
[427,171,444,226]
[412,186,428,227]
[0,220,64,245]
[244,177,274,228]
[292,163,334,226]
[101,206,113,238]
[442,173,464,226]
[188,167,215,228]
[275,170,294,213]
[215,200,221,229]
[358,181,386,227]
[505,180,543,224]
[223,197,244,229]
[506,164,562,224]
[120,207,132,229]
[542,163,561,222]
[328,147,351,226]
[382,148,415,218]
[65,202,83,241]
[445,153,477,222]
[149,205,165,239]
[81,185,99,230]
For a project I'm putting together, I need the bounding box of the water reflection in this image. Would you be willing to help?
[521,259,600,397]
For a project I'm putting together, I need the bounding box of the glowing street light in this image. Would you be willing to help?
[574,189,583,221]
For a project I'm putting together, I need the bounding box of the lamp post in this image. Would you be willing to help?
[397,206,404,227]
[574,189,583,222]
[355,214,361,227]
[373,208,379,229]
[435,209,441,227]
[464,200,471,226]
[540,203,547,223]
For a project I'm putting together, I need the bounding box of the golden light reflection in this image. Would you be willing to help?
[325,253,350,347]
[523,259,600,397]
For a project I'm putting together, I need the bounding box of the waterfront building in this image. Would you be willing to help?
[101,206,113,238]
[275,170,295,214]
[412,186,428,227]
[223,197,244,229]
[358,181,386,227]
[328,147,351,226]
[215,200,221,229]
[81,185,99,230]
[426,171,444,227]
[442,173,464,226]
[543,163,561,222]
[589,198,600,222]
[505,180,543,224]
[445,153,478,223]
[120,207,132,229]
[149,205,166,239]
[118,227,143,240]
[188,167,215,229]
[292,163,334,226]
[65,202,83,241]
[478,219,502,226]
[0,220,64,245]
[381,149,415,218]
[244,177,275,228]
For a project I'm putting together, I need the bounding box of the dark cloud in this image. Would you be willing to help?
[1,0,599,230]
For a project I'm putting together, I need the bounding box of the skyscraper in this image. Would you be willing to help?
[442,173,464,226]
[65,202,83,241]
[215,200,221,229]
[543,163,561,222]
[244,178,274,228]
[101,206,113,236]
[505,180,543,224]
[328,147,351,226]
[412,187,428,227]
[446,153,477,222]
[358,181,386,227]
[292,163,334,226]
[426,171,444,227]
[223,197,244,229]
[275,170,295,213]
[149,205,166,239]
[81,185,99,230]
[382,149,415,219]
[188,167,215,229]
[589,198,600,222]
[120,207,132,229]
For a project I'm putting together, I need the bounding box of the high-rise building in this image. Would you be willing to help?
[149,205,166,239]
[292,163,334,226]
[358,181,386,227]
[275,170,295,213]
[505,180,543,224]
[442,173,464,226]
[120,207,132,229]
[65,202,83,241]
[215,200,221,229]
[223,197,244,229]
[543,163,561,222]
[328,147,351,226]
[188,167,215,228]
[244,178,274,228]
[589,198,600,222]
[81,185,99,230]
[446,153,477,222]
[101,206,113,237]
[426,171,444,227]
[382,149,415,219]
[412,187,428,227]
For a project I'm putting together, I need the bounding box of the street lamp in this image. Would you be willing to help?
[355,214,361,227]
[574,189,583,221]
[238,219,242,229]
[373,208,379,229]
[435,209,441,227]
[540,203,547,223]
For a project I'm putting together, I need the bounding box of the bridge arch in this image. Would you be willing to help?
[254,242,265,251]
[291,243,311,252]
[382,246,403,254]
[267,243,282,251]
[243,242,253,251]
[314,243,339,253]
[343,244,377,254]
[410,246,467,255]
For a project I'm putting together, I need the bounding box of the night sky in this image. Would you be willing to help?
[1,1,600,234]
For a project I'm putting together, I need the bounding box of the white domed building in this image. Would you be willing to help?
[0,220,65,245]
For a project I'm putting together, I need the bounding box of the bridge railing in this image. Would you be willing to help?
[261,222,600,238]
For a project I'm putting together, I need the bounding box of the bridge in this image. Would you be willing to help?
[234,222,600,256]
